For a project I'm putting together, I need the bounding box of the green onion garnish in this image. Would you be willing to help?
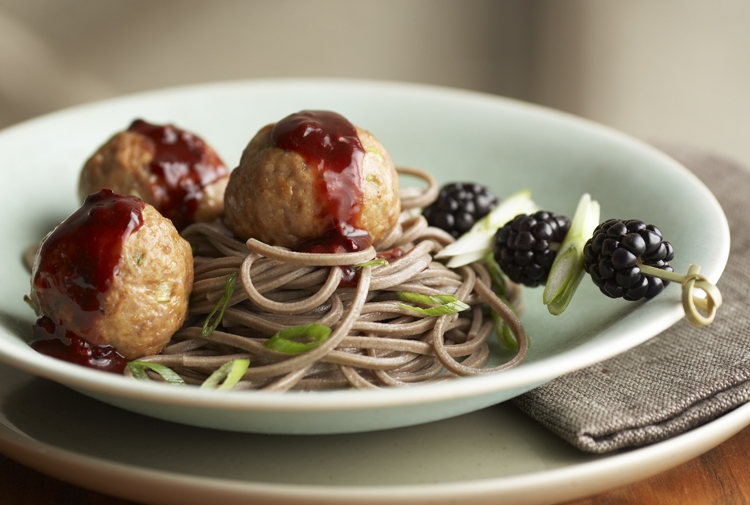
[128,361,185,385]
[366,147,385,163]
[543,193,601,315]
[264,323,332,354]
[154,280,174,302]
[200,359,250,390]
[435,189,537,268]
[397,291,470,316]
[202,272,238,338]
[485,253,508,299]
[484,254,520,348]
[490,310,519,349]
[354,258,389,268]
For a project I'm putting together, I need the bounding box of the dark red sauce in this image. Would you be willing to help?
[271,110,369,253]
[377,248,405,262]
[339,248,405,288]
[296,227,370,255]
[31,316,127,374]
[128,119,228,231]
[30,190,143,373]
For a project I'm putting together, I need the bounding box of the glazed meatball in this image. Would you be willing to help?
[79,119,229,231]
[224,110,400,251]
[29,190,194,363]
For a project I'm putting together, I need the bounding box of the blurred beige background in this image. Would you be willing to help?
[1,0,748,166]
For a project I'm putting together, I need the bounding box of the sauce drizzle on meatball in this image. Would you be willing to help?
[128,119,229,230]
[32,316,127,373]
[31,189,144,373]
[270,110,369,253]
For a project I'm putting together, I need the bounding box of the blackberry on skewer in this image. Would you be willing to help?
[423,182,499,238]
[492,211,571,287]
[583,219,675,301]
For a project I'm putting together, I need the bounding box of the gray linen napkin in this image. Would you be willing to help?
[513,144,750,453]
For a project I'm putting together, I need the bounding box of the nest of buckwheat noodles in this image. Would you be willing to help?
[127,167,528,390]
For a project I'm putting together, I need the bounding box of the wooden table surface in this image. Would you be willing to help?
[1,421,749,504]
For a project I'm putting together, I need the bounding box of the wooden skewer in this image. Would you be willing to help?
[639,263,722,328]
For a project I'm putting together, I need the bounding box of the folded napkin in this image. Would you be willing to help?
[513,144,750,453]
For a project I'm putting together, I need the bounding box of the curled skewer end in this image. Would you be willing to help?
[639,263,722,328]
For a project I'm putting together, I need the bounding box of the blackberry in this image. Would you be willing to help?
[493,211,571,287]
[423,183,499,238]
[583,219,674,300]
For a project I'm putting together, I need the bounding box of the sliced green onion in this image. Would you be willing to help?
[484,253,508,299]
[128,361,185,385]
[490,309,519,349]
[200,359,250,390]
[483,253,521,348]
[202,272,238,338]
[354,257,389,268]
[435,189,537,268]
[154,281,174,302]
[264,324,332,354]
[543,193,601,315]
[397,291,470,316]
[366,147,385,163]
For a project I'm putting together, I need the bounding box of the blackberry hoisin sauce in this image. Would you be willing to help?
[31,190,144,373]
[272,111,408,286]
[128,119,228,231]
[271,110,370,254]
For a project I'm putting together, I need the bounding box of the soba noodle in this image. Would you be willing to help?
[127,167,528,390]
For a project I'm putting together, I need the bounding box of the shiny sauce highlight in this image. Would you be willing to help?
[30,190,143,373]
[32,316,127,374]
[270,110,369,253]
[128,119,228,231]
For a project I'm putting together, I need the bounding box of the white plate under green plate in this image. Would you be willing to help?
[1,361,748,505]
[0,79,729,434]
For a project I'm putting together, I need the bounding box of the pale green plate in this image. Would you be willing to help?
[0,79,729,434]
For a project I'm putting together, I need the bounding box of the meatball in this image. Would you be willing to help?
[79,119,230,231]
[29,190,194,363]
[223,110,400,251]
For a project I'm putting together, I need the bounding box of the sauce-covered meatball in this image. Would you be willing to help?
[79,119,229,231]
[29,190,194,371]
[223,110,400,251]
